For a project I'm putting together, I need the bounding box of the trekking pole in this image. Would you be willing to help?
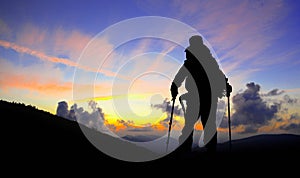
[226,78,232,152]
[227,93,232,152]
[179,95,186,115]
[166,97,176,153]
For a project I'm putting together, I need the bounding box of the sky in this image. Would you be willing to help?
[1,0,300,149]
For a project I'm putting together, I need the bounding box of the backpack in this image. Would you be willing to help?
[204,57,226,98]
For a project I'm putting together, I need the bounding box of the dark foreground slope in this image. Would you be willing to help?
[1,100,300,174]
[1,100,157,165]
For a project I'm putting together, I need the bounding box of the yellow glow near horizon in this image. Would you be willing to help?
[72,92,175,125]
[73,93,158,103]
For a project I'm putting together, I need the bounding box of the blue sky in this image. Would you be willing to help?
[1,0,300,144]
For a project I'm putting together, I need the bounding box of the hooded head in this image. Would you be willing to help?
[185,35,204,56]
[189,35,203,46]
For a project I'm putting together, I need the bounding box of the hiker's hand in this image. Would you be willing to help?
[170,82,178,99]
[226,82,232,97]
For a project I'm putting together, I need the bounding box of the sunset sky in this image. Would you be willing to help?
[1,0,300,146]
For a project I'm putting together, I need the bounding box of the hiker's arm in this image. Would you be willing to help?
[171,64,188,99]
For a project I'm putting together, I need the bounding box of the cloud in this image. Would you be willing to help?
[104,118,171,140]
[113,119,155,133]
[0,19,11,38]
[283,94,298,105]
[0,21,123,79]
[0,57,76,114]
[0,58,72,95]
[12,22,92,61]
[198,0,285,54]
[0,38,126,79]
[135,1,291,97]
[65,100,168,137]
[231,82,281,133]
[279,113,300,134]
[262,89,285,97]
[168,0,289,90]
[16,23,47,48]
[256,110,300,135]
[53,27,92,60]
[127,127,153,132]
[56,101,77,121]
[0,40,79,67]
[0,74,72,94]
[56,101,69,119]
[289,113,300,121]
[219,116,228,129]
[151,98,183,117]
[240,90,300,135]
[157,117,180,130]
[69,101,108,133]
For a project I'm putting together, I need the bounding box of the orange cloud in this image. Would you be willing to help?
[217,127,229,132]
[231,125,247,133]
[13,23,93,61]
[53,28,92,59]
[103,117,182,134]
[152,123,167,131]
[114,123,127,132]
[0,57,75,98]
[0,73,72,95]
[258,116,300,133]
[0,40,79,67]
[0,40,123,78]
[16,23,47,47]
[104,119,138,132]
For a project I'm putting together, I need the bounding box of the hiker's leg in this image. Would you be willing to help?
[178,99,199,152]
[201,97,217,152]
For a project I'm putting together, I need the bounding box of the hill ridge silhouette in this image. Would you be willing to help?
[1,99,300,171]
[1,100,160,161]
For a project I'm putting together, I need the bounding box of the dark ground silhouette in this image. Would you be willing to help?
[1,100,299,175]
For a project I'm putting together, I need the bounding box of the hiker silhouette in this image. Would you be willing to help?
[170,35,231,154]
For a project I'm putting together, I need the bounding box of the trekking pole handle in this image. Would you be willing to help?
[225,78,232,97]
